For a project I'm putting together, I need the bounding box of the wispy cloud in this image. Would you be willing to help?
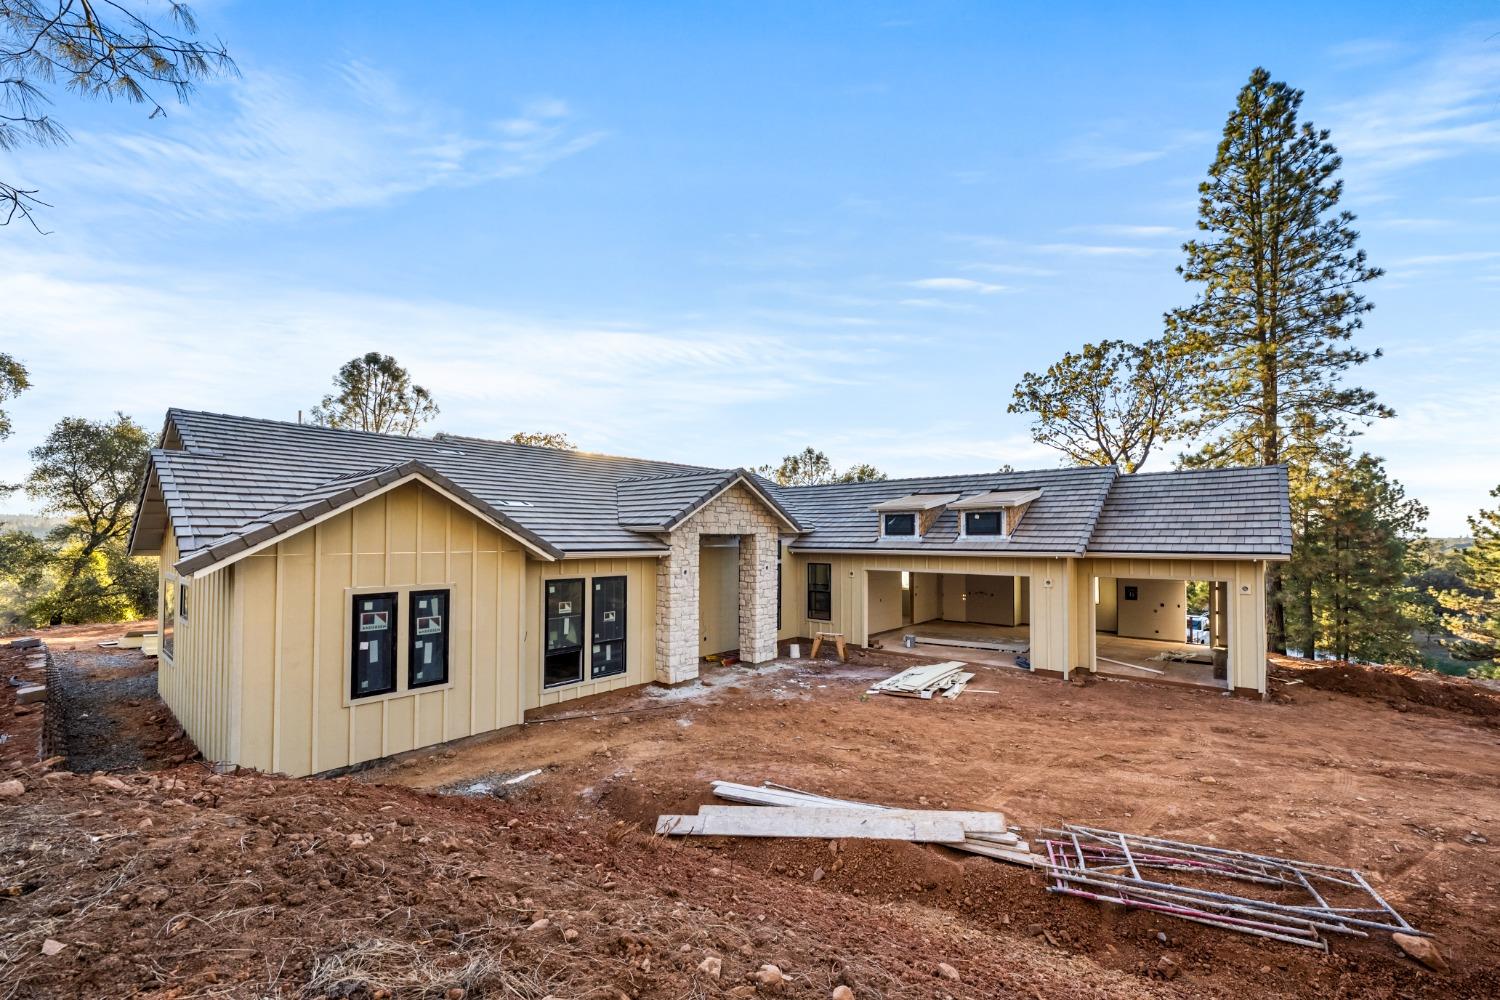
[1035,242,1160,258]
[0,247,887,483]
[17,59,606,222]
[1071,224,1185,238]
[1328,36,1500,178]
[907,276,1009,294]
[1061,127,1213,170]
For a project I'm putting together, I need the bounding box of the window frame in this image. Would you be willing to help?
[350,591,400,701]
[807,562,832,621]
[407,588,451,690]
[161,572,177,662]
[543,577,587,689]
[590,575,628,680]
[881,511,918,538]
[961,509,1007,537]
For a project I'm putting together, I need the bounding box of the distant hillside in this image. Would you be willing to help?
[0,513,67,537]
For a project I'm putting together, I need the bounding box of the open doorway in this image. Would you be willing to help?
[1094,576,1229,688]
[867,571,1031,669]
[699,536,740,661]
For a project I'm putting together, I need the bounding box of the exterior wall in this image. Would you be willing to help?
[698,540,740,656]
[156,525,237,765]
[656,482,782,683]
[525,556,659,708]
[781,552,1074,673]
[1078,558,1268,694]
[780,551,1269,694]
[1095,575,1119,632]
[911,572,941,623]
[866,570,904,635]
[1115,578,1187,641]
[232,481,527,776]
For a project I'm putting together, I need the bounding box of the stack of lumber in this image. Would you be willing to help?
[655,780,1043,868]
[866,660,975,700]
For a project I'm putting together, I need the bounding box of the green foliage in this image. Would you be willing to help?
[1282,447,1426,664]
[16,412,153,625]
[1440,486,1500,663]
[0,528,50,628]
[0,352,28,439]
[1165,68,1390,469]
[0,2,235,228]
[1164,69,1391,654]
[1008,338,1189,473]
[756,448,887,487]
[310,353,440,436]
[508,431,577,449]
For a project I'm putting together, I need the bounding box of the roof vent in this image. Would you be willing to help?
[437,447,465,457]
[493,499,534,508]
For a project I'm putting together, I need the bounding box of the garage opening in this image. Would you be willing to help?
[1094,576,1229,689]
[867,570,1031,669]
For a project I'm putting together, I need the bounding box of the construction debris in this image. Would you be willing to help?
[867,661,976,700]
[663,781,1044,867]
[1041,825,1427,950]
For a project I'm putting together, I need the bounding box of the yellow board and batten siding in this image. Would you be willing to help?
[779,549,1269,693]
[524,556,659,709]
[156,480,663,777]
[155,528,236,764]
[232,481,529,775]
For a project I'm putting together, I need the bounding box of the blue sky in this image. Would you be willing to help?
[3,1,1498,533]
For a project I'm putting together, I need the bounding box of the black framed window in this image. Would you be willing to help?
[883,512,917,536]
[409,589,450,689]
[591,576,627,679]
[807,562,832,620]
[544,578,585,687]
[964,510,1005,536]
[179,581,189,622]
[161,577,176,659]
[351,592,398,699]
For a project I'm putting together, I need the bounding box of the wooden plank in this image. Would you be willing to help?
[942,672,976,699]
[697,804,1008,835]
[912,635,1028,652]
[657,808,969,843]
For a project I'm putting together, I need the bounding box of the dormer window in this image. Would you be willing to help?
[963,510,1005,536]
[951,488,1044,539]
[883,512,917,536]
[870,492,960,540]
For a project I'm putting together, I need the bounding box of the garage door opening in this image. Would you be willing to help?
[867,570,1031,669]
[1094,576,1229,689]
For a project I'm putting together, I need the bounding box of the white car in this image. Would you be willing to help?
[1186,613,1210,645]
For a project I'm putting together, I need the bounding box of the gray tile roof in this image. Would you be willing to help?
[132,409,722,565]
[770,467,1120,555]
[129,410,1292,570]
[617,469,804,532]
[1086,466,1292,556]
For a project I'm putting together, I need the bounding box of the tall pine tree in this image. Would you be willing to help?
[1166,68,1391,652]
[1441,486,1500,665]
[1284,446,1426,664]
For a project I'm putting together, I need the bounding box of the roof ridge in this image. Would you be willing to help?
[1120,463,1288,479]
[776,464,1116,492]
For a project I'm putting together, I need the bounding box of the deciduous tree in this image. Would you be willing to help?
[1008,338,1188,473]
[508,431,577,449]
[1165,68,1390,651]
[310,353,439,436]
[24,412,152,622]
[1,1,234,229]
[756,448,886,487]
[0,352,29,439]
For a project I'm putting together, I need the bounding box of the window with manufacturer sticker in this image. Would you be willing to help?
[409,589,449,689]
[591,576,626,679]
[351,593,398,698]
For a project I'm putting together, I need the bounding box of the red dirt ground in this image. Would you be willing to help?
[1,630,1497,998]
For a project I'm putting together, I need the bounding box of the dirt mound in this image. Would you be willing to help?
[1275,659,1500,719]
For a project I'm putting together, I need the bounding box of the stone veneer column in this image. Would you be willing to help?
[737,530,779,663]
[655,528,701,685]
